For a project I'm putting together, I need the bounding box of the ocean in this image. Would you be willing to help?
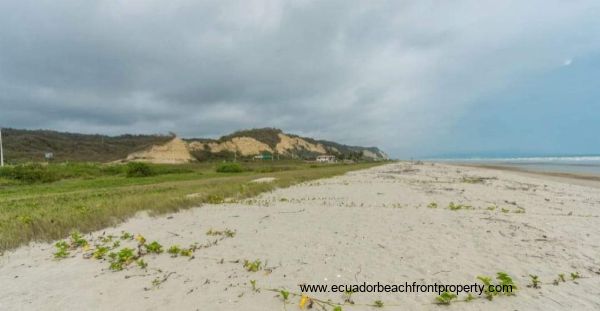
[440,156,600,176]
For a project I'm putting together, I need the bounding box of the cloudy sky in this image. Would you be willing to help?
[1,0,599,158]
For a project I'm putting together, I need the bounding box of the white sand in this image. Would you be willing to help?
[250,177,277,183]
[2,162,600,310]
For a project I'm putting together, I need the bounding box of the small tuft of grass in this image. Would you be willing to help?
[120,231,133,240]
[250,280,258,292]
[206,228,236,238]
[205,194,225,204]
[137,259,148,269]
[527,275,540,288]
[448,202,466,211]
[167,245,181,257]
[570,272,580,280]
[461,176,486,184]
[179,247,193,257]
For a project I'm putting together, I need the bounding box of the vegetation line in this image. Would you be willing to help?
[0,161,384,251]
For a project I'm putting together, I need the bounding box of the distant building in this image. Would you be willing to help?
[253,152,273,160]
[316,155,336,163]
[45,152,54,161]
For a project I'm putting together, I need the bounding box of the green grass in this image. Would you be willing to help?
[215,162,244,173]
[0,160,382,251]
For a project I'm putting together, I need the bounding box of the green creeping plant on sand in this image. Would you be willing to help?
[497,272,517,295]
[570,272,580,280]
[528,275,540,288]
[108,248,136,271]
[53,241,70,259]
[137,259,148,269]
[70,231,88,247]
[243,259,262,272]
[279,290,290,301]
[179,248,193,257]
[436,291,457,305]
[145,241,164,254]
[167,245,181,257]
[477,276,496,300]
[93,246,109,259]
[206,228,236,238]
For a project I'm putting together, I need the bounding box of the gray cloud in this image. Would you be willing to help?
[1,0,599,157]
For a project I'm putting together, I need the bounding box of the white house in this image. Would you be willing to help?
[316,155,336,163]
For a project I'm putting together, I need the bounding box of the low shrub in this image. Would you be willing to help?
[100,165,126,175]
[152,165,193,175]
[126,162,155,178]
[252,166,294,173]
[216,162,243,173]
[0,163,59,184]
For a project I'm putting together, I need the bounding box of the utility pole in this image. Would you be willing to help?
[0,127,4,167]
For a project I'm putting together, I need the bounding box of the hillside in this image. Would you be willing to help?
[0,128,173,163]
[0,127,387,163]
[185,128,388,161]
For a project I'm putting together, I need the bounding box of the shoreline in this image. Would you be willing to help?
[450,163,600,189]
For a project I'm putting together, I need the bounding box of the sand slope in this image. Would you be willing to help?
[2,162,600,310]
[125,138,194,164]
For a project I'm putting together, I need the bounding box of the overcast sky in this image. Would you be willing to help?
[1,0,599,158]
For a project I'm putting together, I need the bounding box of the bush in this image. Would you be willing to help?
[253,166,294,173]
[0,163,59,184]
[100,164,126,175]
[152,165,193,175]
[216,162,243,173]
[126,162,154,177]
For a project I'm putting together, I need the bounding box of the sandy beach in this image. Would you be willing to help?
[2,162,600,310]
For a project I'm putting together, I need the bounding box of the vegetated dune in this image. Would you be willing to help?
[275,133,328,155]
[190,137,274,156]
[183,128,389,162]
[188,133,328,157]
[126,131,388,164]
[2,162,599,310]
[124,138,194,164]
